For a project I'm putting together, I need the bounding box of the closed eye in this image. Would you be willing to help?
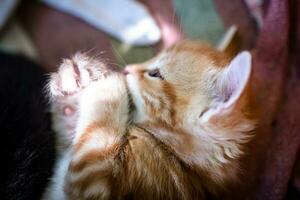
[147,69,164,80]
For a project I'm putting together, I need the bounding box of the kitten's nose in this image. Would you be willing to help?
[122,67,130,75]
[123,66,133,75]
[123,65,139,75]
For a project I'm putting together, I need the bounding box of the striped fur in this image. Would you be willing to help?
[46,41,256,200]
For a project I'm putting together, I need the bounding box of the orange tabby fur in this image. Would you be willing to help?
[50,41,256,200]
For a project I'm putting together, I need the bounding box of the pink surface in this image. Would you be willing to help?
[214,0,300,199]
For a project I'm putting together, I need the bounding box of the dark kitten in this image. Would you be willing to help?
[0,52,55,200]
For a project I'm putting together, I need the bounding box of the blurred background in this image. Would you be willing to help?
[0,0,262,71]
[3,1,300,200]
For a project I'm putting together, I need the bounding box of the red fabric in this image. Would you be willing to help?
[214,0,300,199]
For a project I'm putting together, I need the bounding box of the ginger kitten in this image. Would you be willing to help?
[44,40,255,200]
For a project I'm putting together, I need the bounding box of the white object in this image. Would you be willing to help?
[42,0,161,46]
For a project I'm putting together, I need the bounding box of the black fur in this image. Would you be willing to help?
[0,52,55,200]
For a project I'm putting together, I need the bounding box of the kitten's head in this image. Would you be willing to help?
[125,40,255,183]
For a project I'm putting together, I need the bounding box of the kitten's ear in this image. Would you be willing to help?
[217,51,252,108]
[201,51,252,120]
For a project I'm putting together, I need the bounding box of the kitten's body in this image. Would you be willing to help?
[0,53,55,200]
[44,41,255,199]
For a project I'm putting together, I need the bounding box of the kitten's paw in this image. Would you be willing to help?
[51,95,78,149]
[49,53,112,148]
[49,53,111,97]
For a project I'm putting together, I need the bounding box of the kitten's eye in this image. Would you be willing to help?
[147,69,163,79]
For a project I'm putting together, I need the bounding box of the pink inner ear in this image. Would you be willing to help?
[218,51,252,108]
[199,51,251,122]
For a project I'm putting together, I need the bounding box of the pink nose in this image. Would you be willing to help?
[122,66,130,75]
[123,69,129,75]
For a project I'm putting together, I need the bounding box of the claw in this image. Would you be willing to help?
[72,60,82,88]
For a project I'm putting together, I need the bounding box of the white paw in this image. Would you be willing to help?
[49,52,110,97]
[51,95,79,150]
[49,53,112,145]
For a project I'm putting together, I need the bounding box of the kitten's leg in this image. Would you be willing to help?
[46,53,119,200]
[68,75,129,199]
[49,53,112,150]
[43,61,82,200]
[51,95,79,152]
[51,54,129,199]
[43,96,77,200]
